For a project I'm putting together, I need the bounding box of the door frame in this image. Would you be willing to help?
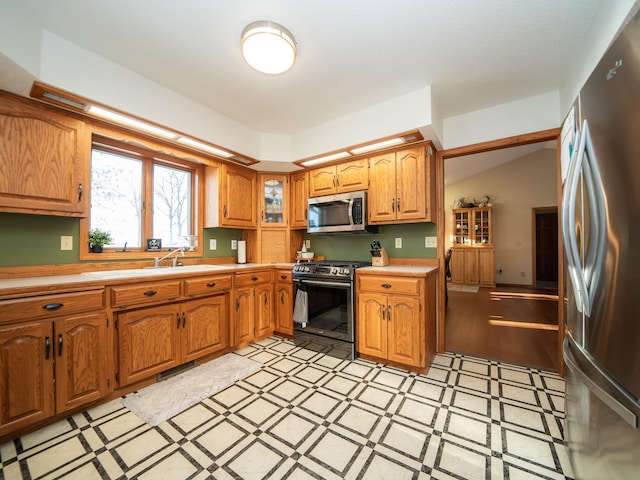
[436,127,565,375]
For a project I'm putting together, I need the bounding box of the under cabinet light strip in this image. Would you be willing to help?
[87,106,177,139]
[350,137,404,154]
[300,151,351,167]
[177,137,233,157]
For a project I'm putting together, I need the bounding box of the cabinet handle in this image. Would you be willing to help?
[43,303,64,311]
[223,205,228,217]
[397,198,401,211]
[304,208,307,220]
[78,183,83,202]
[182,312,186,328]
[207,282,216,287]
[45,336,51,359]
[381,305,385,320]
[144,290,157,296]
[391,198,395,212]
[280,275,288,280]
[58,334,63,356]
[387,305,391,321]
[262,210,266,222]
[280,292,284,304]
[236,298,240,311]
[381,284,392,289]
[252,276,259,281]
[264,293,268,304]
[336,175,340,186]
[176,313,181,328]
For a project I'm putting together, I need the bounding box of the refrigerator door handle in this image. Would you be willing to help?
[562,128,588,313]
[564,337,638,429]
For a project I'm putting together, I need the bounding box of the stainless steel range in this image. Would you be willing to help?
[292,260,370,360]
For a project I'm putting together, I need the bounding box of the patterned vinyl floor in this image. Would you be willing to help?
[0,337,574,479]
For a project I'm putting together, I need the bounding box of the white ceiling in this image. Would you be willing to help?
[16,0,602,136]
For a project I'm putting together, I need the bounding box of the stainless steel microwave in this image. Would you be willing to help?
[307,190,371,233]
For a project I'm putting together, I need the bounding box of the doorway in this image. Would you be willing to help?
[533,208,558,289]
[436,128,565,373]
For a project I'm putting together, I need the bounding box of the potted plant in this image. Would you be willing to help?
[88,228,113,253]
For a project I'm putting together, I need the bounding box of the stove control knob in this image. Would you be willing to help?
[305,266,311,272]
[330,267,338,275]
[341,268,349,275]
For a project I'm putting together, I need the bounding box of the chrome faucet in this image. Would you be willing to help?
[153,248,184,267]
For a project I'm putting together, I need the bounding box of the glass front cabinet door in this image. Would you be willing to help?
[260,174,287,227]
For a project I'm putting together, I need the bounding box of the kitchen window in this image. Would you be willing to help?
[81,136,201,258]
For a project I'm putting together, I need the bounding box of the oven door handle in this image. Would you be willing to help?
[295,279,350,288]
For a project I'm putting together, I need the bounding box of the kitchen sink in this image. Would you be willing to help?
[82,264,231,279]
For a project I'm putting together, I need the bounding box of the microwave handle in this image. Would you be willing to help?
[348,198,354,225]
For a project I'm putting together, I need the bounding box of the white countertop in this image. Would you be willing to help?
[358,265,439,274]
[0,263,296,293]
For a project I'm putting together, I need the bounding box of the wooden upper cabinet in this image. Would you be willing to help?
[0,92,89,216]
[260,173,287,227]
[290,171,308,229]
[309,159,368,197]
[368,145,435,224]
[205,163,257,228]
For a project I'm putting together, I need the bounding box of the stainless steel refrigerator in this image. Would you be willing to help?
[562,8,640,479]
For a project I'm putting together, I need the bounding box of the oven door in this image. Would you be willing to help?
[293,278,354,342]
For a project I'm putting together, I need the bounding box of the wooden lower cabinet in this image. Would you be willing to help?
[0,311,109,436]
[274,270,293,337]
[450,247,495,286]
[233,284,274,344]
[117,295,229,386]
[356,270,436,373]
[357,293,422,368]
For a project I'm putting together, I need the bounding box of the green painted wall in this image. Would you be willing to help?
[0,212,436,267]
[0,213,243,266]
[304,223,437,262]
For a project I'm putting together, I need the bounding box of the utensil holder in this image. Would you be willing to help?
[372,247,389,266]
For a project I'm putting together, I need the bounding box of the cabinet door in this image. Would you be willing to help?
[0,321,54,436]
[309,166,337,197]
[274,283,293,336]
[55,312,110,413]
[450,249,466,284]
[396,147,427,221]
[464,249,480,285]
[260,174,287,227]
[234,287,255,345]
[290,171,308,229]
[255,284,274,338]
[182,295,229,363]
[221,165,256,227]
[386,296,422,367]
[118,304,181,386]
[478,248,495,287]
[336,159,368,192]
[368,153,396,223]
[0,94,89,216]
[357,293,387,358]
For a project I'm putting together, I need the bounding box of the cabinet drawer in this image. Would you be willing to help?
[275,269,293,283]
[184,275,232,297]
[110,280,181,309]
[0,289,105,323]
[358,276,422,295]
[235,270,272,287]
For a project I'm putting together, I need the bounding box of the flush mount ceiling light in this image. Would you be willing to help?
[241,21,296,74]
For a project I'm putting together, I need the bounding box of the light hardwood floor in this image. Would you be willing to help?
[445,284,559,371]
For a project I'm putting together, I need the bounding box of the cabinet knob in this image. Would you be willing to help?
[143,290,157,296]
[280,275,288,280]
[206,282,216,287]
[251,276,259,281]
[381,283,392,289]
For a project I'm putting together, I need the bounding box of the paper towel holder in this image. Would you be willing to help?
[237,240,247,264]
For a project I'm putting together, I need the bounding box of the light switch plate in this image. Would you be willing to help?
[395,237,402,248]
[209,239,217,250]
[305,240,311,249]
[231,240,237,250]
[425,236,437,248]
[60,236,73,251]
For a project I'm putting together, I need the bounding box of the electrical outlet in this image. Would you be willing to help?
[209,239,217,250]
[395,237,402,248]
[521,271,526,277]
[305,240,311,249]
[424,236,437,248]
[231,240,238,250]
[60,236,73,251]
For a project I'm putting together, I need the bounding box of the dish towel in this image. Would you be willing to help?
[293,287,308,327]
